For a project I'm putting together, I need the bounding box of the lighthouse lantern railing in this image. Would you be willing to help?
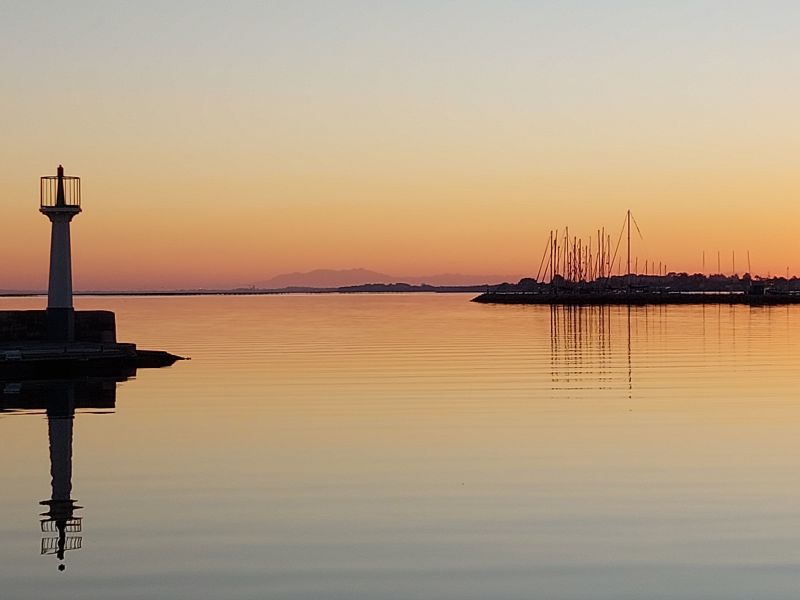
[40,172,81,209]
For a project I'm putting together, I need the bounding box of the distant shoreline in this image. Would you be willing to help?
[0,283,493,298]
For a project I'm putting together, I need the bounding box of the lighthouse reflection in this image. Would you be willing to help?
[41,396,82,570]
[0,368,132,571]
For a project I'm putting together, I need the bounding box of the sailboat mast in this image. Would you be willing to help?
[626,209,631,277]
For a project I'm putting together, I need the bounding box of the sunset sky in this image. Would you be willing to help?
[2,1,800,289]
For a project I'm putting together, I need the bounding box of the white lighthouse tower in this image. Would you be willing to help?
[40,165,81,342]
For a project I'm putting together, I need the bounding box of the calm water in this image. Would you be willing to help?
[3,294,800,599]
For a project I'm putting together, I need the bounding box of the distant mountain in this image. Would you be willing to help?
[255,268,517,289]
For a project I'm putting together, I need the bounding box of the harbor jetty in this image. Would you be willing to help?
[472,274,800,306]
[0,166,184,376]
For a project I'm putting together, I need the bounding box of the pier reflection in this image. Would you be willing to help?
[549,305,634,396]
[0,368,133,571]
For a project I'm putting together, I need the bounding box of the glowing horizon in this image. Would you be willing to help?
[3,2,800,290]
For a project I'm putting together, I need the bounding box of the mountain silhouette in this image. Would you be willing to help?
[255,269,518,289]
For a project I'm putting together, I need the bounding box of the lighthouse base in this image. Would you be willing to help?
[46,308,75,343]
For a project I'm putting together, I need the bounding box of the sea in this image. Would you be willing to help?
[3,294,800,599]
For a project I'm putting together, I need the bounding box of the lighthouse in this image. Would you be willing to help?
[40,165,81,342]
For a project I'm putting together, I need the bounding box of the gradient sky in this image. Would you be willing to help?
[2,1,800,289]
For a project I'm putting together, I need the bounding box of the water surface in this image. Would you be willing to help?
[3,294,800,599]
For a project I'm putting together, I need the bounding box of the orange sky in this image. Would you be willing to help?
[2,2,800,290]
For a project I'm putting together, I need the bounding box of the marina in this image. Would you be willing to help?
[476,211,798,306]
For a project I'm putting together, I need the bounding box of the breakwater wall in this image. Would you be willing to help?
[0,311,116,343]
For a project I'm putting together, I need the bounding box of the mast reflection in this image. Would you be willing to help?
[549,305,634,396]
[1,368,133,571]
